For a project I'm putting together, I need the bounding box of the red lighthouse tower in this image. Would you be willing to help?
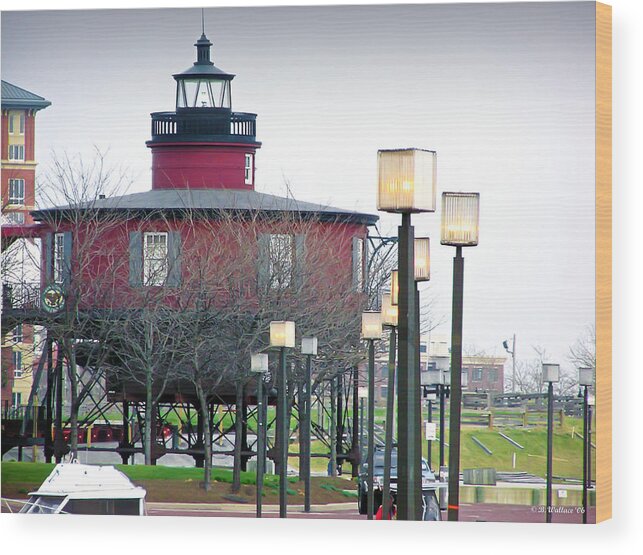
[147,32,260,191]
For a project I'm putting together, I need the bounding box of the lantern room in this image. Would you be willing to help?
[174,33,233,110]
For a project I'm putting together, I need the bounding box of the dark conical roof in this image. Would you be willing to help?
[173,33,234,80]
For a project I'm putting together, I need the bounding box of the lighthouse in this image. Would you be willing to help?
[146,32,260,191]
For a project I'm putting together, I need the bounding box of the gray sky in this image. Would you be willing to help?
[1,3,596,374]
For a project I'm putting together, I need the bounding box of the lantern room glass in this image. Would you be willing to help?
[440,192,480,247]
[176,78,231,109]
[377,149,437,213]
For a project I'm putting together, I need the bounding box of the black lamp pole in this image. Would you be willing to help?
[427,396,433,470]
[256,375,265,518]
[303,353,312,513]
[382,327,397,520]
[397,213,421,520]
[278,346,288,518]
[582,384,589,523]
[367,338,376,520]
[447,246,464,521]
[546,379,555,523]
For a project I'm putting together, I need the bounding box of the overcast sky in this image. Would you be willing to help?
[1,3,596,374]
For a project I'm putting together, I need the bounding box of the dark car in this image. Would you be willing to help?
[357,447,441,520]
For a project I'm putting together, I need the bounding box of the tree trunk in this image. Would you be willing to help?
[144,322,153,465]
[144,364,153,465]
[65,338,79,459]
[231,381,244,493]
[197,386,212,491]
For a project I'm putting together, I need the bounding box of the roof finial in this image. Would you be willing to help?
[201,8,205,35]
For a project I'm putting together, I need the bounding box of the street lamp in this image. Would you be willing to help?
[301,336,318,513]
[380,290,398,520]
[251,353,269,518]
[421,367,441,471]
[542,362,560,523]
[377,147,437,521]
[579,366,594,524]
[362,310,382,520]
[441,191,480,522]
[270,320,296,518]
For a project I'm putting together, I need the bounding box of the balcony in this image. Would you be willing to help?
[149,110,257,144]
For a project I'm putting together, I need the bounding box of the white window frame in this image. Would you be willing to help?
[472,368,483,381]
[19,113,25,135]
[244,153,254,185]
[353,237,365,291]
[13,350,23,378]
[13,324,23,343]
[9,144,25,161]
[143,232,169,286]
[8,115,14,134]
[268,234,293,290]
[12,392,22,407]
[53,232,65,284]
[8,178,25,204]
[6,211,25,224]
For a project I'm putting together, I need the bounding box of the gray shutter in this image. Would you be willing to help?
[257,233,271,292]
[129,232,143,287]
[351,236,361,291]
[293,234,305,290]
[62,231,73,288]
[44,233,53,284]
[166,231,182,287]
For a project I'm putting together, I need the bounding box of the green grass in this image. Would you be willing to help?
[0,462,297,488]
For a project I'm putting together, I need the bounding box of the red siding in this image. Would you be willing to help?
[149,142,261,190]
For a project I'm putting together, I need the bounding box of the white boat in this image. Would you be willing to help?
[19,462,146,515]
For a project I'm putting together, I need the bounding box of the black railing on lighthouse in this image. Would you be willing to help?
[150,111,257,142]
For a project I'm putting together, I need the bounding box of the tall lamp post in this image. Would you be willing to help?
[441,191,480,522]
[380,290,398,520]
[362,310,382,520]
[421,367,442,471]
[579,366,593,524]
[377,148,437,520]
[251,353,269,518]
[543,362,560,523]
[301,337,318,513]
[270,320,296,519]
[503,335,516,393]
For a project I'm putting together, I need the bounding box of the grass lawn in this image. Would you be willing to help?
[1,462,357,505]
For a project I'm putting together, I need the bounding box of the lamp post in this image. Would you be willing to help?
[301,336,318,513]
[362,310,382,520]
[543,362,560,523]
[503,335,517,393]
[270,320,296,519]
[441,191,480,522]
[579,366,593,524]
[251,353,269,518]
[421,367,442,471]
[377,147,437,520]
[381,290,398,520]
[358,386,368,466]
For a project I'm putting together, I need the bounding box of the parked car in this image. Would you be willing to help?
[357,447,441,520]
